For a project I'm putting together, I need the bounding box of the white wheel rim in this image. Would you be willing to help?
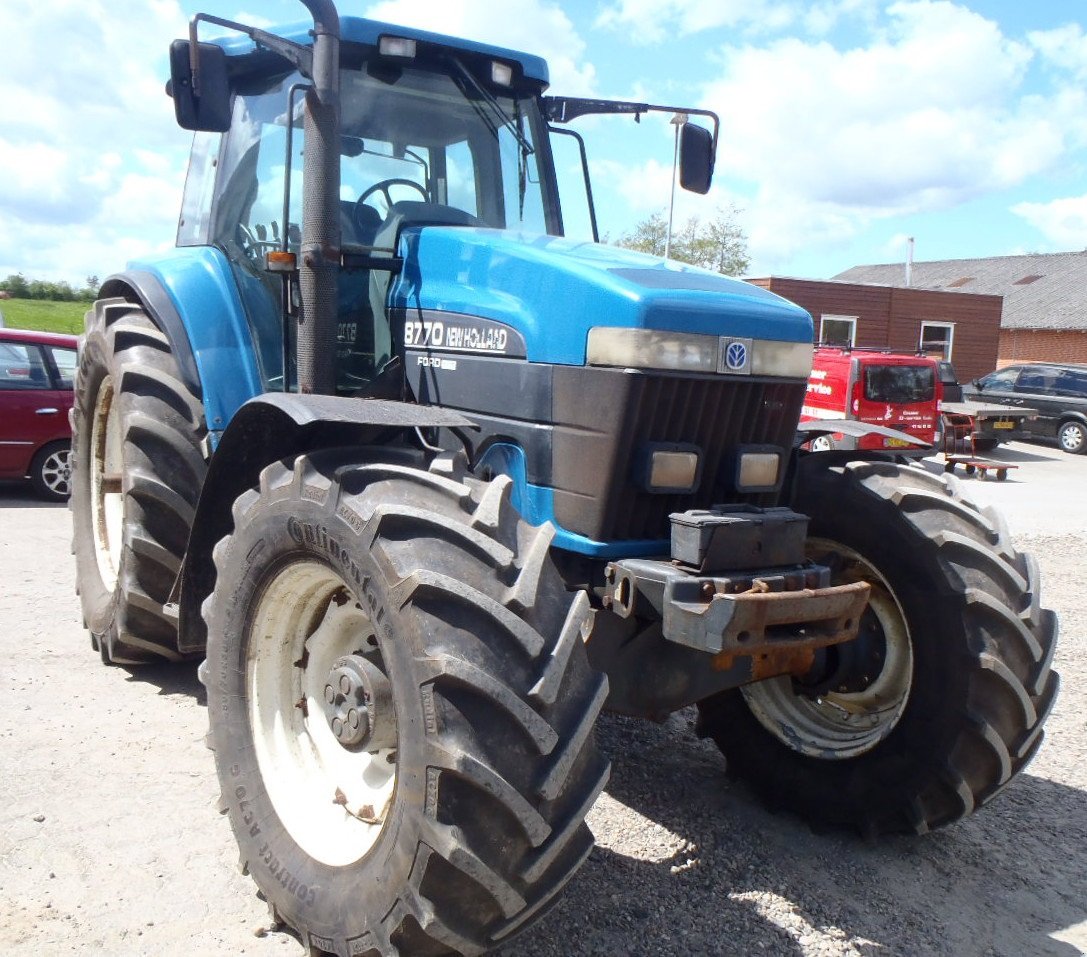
[247,561,397,867]
[41,448,71,496]
[1062,424,1083,451]
[741,539,913,759]
[809,435,832,452]
[90,376,123,590]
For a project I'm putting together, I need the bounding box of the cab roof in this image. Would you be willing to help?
[213,16,550,87]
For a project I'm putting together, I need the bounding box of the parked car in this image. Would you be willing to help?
[963,362,1087,454]
[801,346,941,451]
[0,328,78,499]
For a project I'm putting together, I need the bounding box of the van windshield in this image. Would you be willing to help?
[864,365,935,403]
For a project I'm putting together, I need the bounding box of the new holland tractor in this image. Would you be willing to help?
[70,4,1059,954]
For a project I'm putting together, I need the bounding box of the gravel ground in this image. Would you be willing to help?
[1,441,1084,956]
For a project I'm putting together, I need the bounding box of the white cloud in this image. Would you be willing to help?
[594,0,877,44]
[1029,23,1087,81]
[595,0,794,45]
[364,0,596,93]
[0,0,192,283]
[678,1,1087,268]
[1012,195,1087,249]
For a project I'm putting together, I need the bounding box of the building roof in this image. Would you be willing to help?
[833,251,1087,331]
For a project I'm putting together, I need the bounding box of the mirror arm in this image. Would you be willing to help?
[188,13,314,96]
[544,96,720,154]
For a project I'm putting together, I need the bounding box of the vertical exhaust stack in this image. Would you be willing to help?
[297,0,341,395]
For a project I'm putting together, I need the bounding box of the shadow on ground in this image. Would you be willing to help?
[500,711,1087,957]
[0,484,66,508]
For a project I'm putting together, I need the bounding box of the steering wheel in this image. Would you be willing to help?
[355,178,429,218]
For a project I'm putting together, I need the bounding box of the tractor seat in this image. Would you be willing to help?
[340,201,382,248]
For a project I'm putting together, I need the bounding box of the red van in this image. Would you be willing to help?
[0,328,78,500]
[801,347,941,451]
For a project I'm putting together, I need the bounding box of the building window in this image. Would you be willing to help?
[820,315,857,346]
[919,321,954,360]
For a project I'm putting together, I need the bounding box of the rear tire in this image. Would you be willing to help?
[71,299,207,664]
[1058,419,1086,454]
[205,452,609,956]
[697,460,1058,837]
[30,441,71,501]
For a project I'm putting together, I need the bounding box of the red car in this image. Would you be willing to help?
[0,328,78,500]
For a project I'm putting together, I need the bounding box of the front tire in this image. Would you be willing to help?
[205,452,609,956]
[697,460,1059,837]
[71,299,207,664]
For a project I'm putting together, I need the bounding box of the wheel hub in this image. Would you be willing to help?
[322,655,394,752]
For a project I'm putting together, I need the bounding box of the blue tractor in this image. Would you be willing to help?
[70,3,1058,954]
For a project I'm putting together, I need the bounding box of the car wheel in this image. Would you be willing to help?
[30,441,72,501]
[1057,420,1086,455]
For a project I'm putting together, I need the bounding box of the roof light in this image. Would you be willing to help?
[379,36,417,59]
[491,61,514,86]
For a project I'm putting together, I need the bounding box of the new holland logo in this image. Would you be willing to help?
[718,337,753,375]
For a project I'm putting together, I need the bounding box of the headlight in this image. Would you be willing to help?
[587,328,812,378]
[587,328,718,373]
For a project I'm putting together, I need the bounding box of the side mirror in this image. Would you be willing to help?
[168,40,232,132]
[678,122,714,194]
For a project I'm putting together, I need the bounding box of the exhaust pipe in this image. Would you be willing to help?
[297,0,341,394]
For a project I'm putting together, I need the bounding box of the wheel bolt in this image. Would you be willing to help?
[339,674,352,695]
[324,683,336,705]
[348,709,359,729]
[332,717,344,738]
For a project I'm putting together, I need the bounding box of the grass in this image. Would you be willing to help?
[0,298,88,335]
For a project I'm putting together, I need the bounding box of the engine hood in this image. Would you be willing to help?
[389,228,813,366]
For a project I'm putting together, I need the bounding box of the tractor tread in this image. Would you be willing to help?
[72,302,206,664]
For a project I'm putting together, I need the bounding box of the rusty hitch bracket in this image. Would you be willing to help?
[603,558,870,658]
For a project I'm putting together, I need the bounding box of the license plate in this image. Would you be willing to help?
[885,438,910,448]
[993,421,1015,430]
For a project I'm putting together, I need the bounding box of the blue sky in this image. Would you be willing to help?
[2,0,1086,285]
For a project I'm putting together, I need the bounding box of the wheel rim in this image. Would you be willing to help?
[809,435,832,452]
[247,560,397,867]
[1061,423,1084,452]
[740,539,914,759]
[40,448,71,497]
[90,375,123,590]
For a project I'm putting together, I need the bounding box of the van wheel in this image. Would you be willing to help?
[808,435,834,452]
[1057,420,1085,454]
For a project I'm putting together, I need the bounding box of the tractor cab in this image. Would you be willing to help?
[172,18,716,400]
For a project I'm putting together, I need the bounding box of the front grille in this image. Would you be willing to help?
[598,375,806,541]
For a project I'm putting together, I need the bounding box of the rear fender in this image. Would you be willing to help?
[100,247,264,438]
[176,393,476,654]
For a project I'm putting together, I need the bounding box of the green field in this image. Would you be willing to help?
[0,298,87,334]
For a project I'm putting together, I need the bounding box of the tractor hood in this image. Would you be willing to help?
[389,228,813,366]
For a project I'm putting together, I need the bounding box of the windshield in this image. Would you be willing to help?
[864,365,935,404]
[210,57,558,390]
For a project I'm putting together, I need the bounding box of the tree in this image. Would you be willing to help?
[617,205,750,276]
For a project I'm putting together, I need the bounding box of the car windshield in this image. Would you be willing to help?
[864,365,935,403]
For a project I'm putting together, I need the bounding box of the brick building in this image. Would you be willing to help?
[747,276,1002,382]
[834,251,1087,368]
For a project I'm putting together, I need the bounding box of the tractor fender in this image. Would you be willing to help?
[100,247,265,437]
[175,392,477,654]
